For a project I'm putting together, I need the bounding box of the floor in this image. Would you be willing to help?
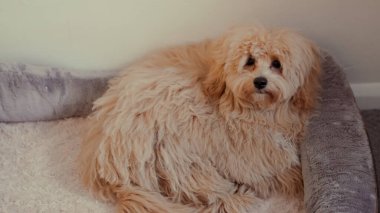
[361,109,380,209]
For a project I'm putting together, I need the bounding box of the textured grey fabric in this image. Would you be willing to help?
[301,55,377,213]
[361,109,380,210]
[0,63,111,122]
[0,55,377,212]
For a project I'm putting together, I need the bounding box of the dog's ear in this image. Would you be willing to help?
[202,63,226,100]
[292,42,321,113]
[202,38,228,100]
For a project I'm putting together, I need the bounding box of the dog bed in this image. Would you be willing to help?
[0,54,376,212]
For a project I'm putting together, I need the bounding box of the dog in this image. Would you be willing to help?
[79,26,321,213]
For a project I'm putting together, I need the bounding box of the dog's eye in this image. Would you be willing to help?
[271,59,282,70]
[245,56,255,67]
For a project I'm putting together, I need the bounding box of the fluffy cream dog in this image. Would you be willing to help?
[80,26,321,213]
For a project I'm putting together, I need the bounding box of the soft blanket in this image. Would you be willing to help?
[0,118,114,212]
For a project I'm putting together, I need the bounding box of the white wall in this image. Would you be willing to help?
[1,0,379,85]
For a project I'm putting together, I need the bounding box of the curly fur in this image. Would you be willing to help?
[79,26,321,213]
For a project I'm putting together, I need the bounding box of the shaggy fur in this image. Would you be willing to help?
[79,26,321,213]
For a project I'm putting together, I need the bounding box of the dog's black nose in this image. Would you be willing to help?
[254,77,268,90]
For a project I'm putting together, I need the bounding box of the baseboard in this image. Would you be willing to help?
[350,82,380,110]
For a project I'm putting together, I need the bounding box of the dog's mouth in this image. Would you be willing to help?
[254,89,276,100]
[255,89,270,96]
[255,89,267,94]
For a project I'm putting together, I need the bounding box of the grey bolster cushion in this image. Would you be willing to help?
[301,55,377,212]
[0,54,377,212]
[0,63,111,122]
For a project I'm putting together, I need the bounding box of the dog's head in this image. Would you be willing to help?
[203,26,321,113]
